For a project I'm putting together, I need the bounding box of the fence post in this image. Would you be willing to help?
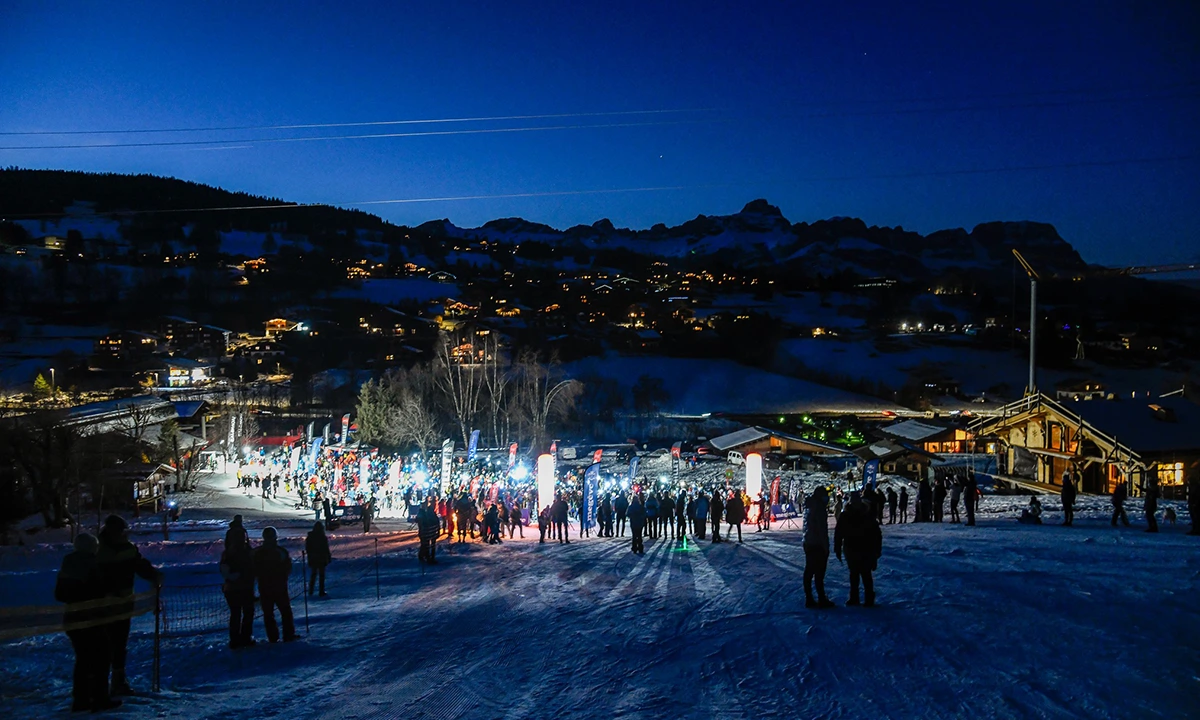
[374,537,380,601]
[301,550,310,636]
[153,584,161,693]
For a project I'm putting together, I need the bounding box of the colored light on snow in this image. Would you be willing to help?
[745,453,762,498]
[537,454,555,511]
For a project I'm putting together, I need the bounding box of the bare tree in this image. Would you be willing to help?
[434,331,485,450]
[480,333,513,448]
[511,349,582,454]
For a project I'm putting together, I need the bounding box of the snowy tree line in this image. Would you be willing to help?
[354,333,582,455]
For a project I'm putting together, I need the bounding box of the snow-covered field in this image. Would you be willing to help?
[3,470,1197,719]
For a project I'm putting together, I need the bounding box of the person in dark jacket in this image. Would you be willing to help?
[322,496,333,530]
[709,490,724,543]
[57,533,121,713]
[455,494,473,543]
[599,495,613,537]
[614,493,629,537]
[538,505,550,543]
[916,478,932,523]
[1143,478,1159,533]
[509,500,525,539]
[886,487,898,524]
[676,491,688,539]
[225,514,250,551]
[964,474,977,526]
[1061,471,1078,526]
[802,488,835,609]
[220,535,256,648]
[484,503,503,544]
[1111,480,1131,527]
[551,495,570,544]
[628,494,647,555]
[694,493,709,539]
[899,486,909,523]
[725,491,745,543]
[305,522,332,595]
[96,515,162,696]
[658,493,675,539]
[834,493,883,607]
[417,497,441,563]
[253,527,297,643]
[645,494,659,540]
[933,478,947,523]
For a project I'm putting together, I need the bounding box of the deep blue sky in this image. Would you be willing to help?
[1,1,1197,265]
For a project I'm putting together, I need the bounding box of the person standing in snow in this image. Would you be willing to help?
[537,505,550,543]
[964,473,977,526]
[305,522,331,596]
[676,490,688,539]
[758,491,771,532]
[225,514,250,551]
[899,486,909,523]
[709,489,725,543]
[1111,479,1131,527]
[949,478,963,524]
[916,477,932,523]
[658,492,675,540]
[645,493,659,540]
[221,529,257,648]
[254,527,297,643]
[509,499,525,539]
[1143,477,1159,533]
[886,487,898,525]
[96,515,162,696]
[552,494,570,544]
[614,492,629,537]
[933,476,947,523]
[417,498,441,564]
[726,489,745,543]
[834,493,882,607]
[628,494,647,555]
[1188,474,1200,536]
[694,492,709,540]
[1061,470,1077,526]
[57,533,121,713]
[834,489,844,524]
[802,487,835,609]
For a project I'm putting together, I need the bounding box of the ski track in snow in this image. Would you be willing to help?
[4,515,1199,719]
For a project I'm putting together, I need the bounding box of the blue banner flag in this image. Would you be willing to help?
[468,429,480,461]
[864,459,880,489]
[583,463,600,530]
[629,455,640,482]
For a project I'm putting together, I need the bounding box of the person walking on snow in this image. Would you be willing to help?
[949,479,962,523]
[964,473,977,526]
[802,487,835,609]
[726,490,745,543]
[1111,480,1131,527]
[834,493,883,607]
[254,527,297,643]
[899,486,909,523]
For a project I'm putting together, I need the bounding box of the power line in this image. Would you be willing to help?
[0,119,709,151]
[0,109,709,137]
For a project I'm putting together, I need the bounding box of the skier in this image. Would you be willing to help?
[834,493,882,607]
[305,522,331,596]
[1061,470,1077,526]
[220,529,256,647]
[1111,479,1131,527]
[57,533,121,713]
[628,494,647,555]
[614,492,629,537]
[710,489,724,543]
[418,497,441,563]
[726,490,745,543]
[886,487,898,524]
[253,527,298,643]
[96,515,162,696]
[802,487,834,609]
[899,486,909,523]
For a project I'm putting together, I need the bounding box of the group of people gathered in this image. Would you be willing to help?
[55,515,163,713]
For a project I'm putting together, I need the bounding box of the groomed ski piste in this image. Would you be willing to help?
[2,472,1197,719]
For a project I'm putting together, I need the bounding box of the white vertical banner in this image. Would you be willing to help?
[537,454,555,513]
[745,453,763,499]
[441,439,454,493]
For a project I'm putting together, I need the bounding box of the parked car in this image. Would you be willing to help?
[727,451,745,466]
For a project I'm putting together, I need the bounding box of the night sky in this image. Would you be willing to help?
[1,1,1197,265]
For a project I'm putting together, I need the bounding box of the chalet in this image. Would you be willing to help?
[99,462,174,516]
[852,439,942,478]
[360,307,438,338]
[706,427,855,459]
[61,395,178,437]
[970,393,1200,497]
[264,318,300,338]
[160,358,216,387]
[1055,379,1109,402]
[94,330,162,364]
[878,419,975,454]
[157,316,231,356]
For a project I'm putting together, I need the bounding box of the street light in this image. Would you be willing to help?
[49,367,55,397]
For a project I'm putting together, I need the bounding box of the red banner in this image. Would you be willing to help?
[508,443,518,468]
[770,477,781,505]
[593,449,603,464]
